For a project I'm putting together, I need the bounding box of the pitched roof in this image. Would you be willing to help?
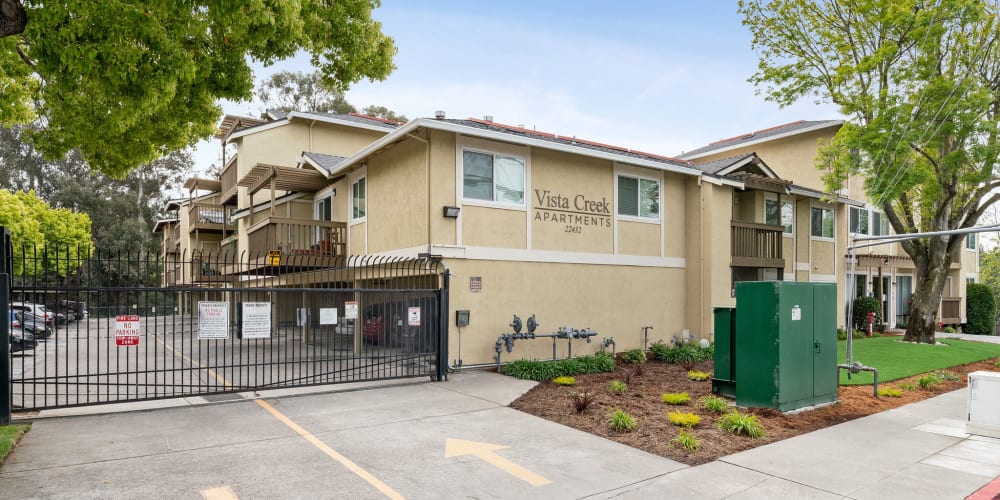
[690,152,759,175]
[226,111,400,141]
[301,152,347,176]
[679,120,842,159]
[441,118,692,168]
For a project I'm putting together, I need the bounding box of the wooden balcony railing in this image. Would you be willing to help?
[220,157,238,205]
[731,220,784,268]
[941,297,962,324]
[187,203,234,233]
[246,217,347,258]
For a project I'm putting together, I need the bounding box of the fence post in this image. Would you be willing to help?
[436,269,450,382]
[1,226,12,424]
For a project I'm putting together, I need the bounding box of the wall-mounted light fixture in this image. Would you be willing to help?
[883,257,890,266]
[443,206,461,218]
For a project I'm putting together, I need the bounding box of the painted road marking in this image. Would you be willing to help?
[256,399,405,500]
[445,438,551,486]
[200,485,239,500]
[157,335,403,499]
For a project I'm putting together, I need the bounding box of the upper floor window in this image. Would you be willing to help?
[872,210,890,236]
[462,150,525,205]
[810,207,834,238]
[765,198,793,234]
[352,177,366,221]
[967,232,977,250]
[849,206,869,235]
[617,175,659,219]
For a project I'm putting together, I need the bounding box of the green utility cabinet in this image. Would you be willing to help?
[712,307,736,398]
[734,281,837,411]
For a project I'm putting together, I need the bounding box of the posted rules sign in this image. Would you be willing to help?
[115,315,141,346]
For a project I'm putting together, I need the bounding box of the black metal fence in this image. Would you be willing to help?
[3,234,449,413]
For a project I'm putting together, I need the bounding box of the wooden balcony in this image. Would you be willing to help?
[941,297,962,324]
[247,217,347,261]
[187,203,234,233]
[731,220,784,268]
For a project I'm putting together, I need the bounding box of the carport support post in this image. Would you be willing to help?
[435,270,450,381]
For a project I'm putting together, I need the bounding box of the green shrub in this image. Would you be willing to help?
[552,376,575,386]
[698,395,730,413]
[667,411,701,427]
[661,392,691,405]
[878,386,903,397]
[717,411,766,438]
[609,380,628,394]
[687,370,710,381]
[851,296,882,330]
[609,408,637,432]
[671,429,700,451]
[503,354,616,381]
[622,348,647,364]
[931,370,960,381]
[650,341,712,370]
[918,374,942,388]
[900,382,918,391]
[943,326,957,334]
[967,283,996,335]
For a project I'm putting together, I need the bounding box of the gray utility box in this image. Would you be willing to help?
[732,281,838,412]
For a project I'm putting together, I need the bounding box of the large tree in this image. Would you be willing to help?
[258,70,357,114]
[740,0,1000,343]
[0,1,396,178]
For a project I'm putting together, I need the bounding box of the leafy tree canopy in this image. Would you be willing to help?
[256,70,407,122]
[740,0,1000,342]
[0,189,92,277]
[0,1,396,178]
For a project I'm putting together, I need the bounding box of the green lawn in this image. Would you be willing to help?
[0,424,30,463]
[837,337,1000,385]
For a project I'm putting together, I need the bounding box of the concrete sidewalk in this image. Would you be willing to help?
[1,370,999,499]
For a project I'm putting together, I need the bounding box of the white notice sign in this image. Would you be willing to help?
[408,307,421,326]
[345,301,358,320]
[198,301,230,339]
[319,308,338,325]
[791,305,802,321]
[242,302,271,339]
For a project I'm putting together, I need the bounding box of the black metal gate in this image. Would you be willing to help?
[2,229,449,413]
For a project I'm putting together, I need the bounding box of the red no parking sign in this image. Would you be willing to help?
[115,315,141,346]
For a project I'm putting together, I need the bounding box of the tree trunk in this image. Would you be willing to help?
[903,243,952,344]
[0,0,27,38]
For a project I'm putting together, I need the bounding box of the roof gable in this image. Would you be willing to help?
[679,120,842,159]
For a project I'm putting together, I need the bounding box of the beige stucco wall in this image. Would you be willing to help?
[462,206,527,248]
[530,149,615,254]
[446,259,686,365]
[350,223,366,254]
[429,130,458,246]
[365,139,429,253]
[618,222,660,256]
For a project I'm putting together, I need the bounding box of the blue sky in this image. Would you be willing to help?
[192,1,841,171]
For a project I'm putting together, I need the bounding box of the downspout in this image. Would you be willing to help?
[407,132,432,255]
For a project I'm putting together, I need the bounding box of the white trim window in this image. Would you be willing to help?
[351,177,366,222]
[462,149,525,206]
[810,206,834,238]
[314,195,332,221]
[849,206,869,235]
[617,174,659,220]
[871,210,890,236]
[765,197,793,234]
[967,232,977,250]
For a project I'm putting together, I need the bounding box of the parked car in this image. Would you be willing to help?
[10,311,52,339]
[50,300,88,321]
[9,326,36,352]
[11,302,54,327]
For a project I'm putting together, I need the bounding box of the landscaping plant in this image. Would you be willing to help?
[571,391,596,413]
[671,429,700,451]
[687,370,710,381]
[609,408,637,432]
[667,411,701,427]
[966,283,996,335]
[661,392,691,405]
[622,348,647,364]
[877,386,903,397]
[552,376,575,386]
[609,380,628,394]
[717,411,766,438]
[503,354,616,381]
[698,395,730,414]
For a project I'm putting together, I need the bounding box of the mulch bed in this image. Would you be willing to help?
[510,355,998,465]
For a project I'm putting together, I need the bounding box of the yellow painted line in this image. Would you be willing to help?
[445,438,551,486]
[200,485,239,500]
[255,399,405,500]
[154,335,233,388]
[156,335,402,499]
